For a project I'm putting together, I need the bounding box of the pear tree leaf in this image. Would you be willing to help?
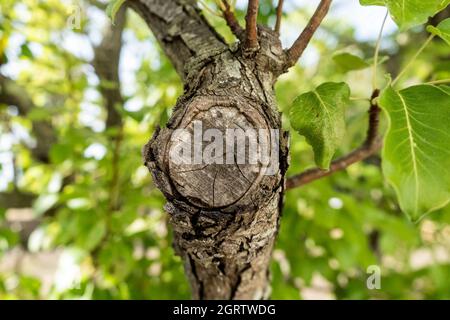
[289,82,351,169]
[33,193,58,216]
[379,84,450,222]
[106,0,126,24]
[79,219,107,251]
[332,53,388,73]
[20,43,33,59]
[366,55,389,65]
[332,53,371,73]
[427,18,450,46]
[360,0,450,31]
[359,0,385,6]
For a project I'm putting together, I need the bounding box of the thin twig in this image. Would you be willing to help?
[244,0,259,51]
[426,78,450,85]
[218,0,244,39]
[109,127,123,211]
[274,0,284,34]
[285,0,332,68]
[350,97,371,102]
[372,10,388,90]
[392,34,434,86]
[286,90,382,190]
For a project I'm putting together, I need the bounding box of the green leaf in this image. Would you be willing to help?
[106,0,126,24]
[379,85,450,222]
[388,0,450,31]
[289,82,350,169]
[360,0,450,31]
[27,107,50,121]
[427,18,450,46]
[33,193,58,216]
[333,53,370,73]
[359,0,385,6]
[366,55,390,66]
[99,79,119,90]
[20,43,33,59]
[80,219,107,251]
[50,143,72,164]
[0,52,8,65]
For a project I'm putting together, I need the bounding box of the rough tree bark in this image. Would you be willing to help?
[130,0,293,299]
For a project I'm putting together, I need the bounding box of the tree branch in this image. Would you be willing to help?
[274,0,284,34]
[88,0,107,10]
[129,0,227,79]
[244,0,259,51]
[286,90,382,190]
[218,0,244,39]
[93,6,126,128]
[0,75,55,163]
[285,0,332,68]
[92,7,127,213]
[0,190,35,209]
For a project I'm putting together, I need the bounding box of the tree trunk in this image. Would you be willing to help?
[132,0,290,299]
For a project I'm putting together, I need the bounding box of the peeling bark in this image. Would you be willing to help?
[143,31,289,299]
[129,0,228,80]
[133,0,290,299]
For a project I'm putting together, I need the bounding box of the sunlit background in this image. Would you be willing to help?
[0,0,449,299]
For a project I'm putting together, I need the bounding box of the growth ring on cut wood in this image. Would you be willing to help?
[166,96,276,209]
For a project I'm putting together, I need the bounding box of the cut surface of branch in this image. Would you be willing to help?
[286,90,381,190]
[285,0,332,68]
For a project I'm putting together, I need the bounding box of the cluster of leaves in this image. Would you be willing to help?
[361,0,450,30]
[289,1,450,222]
[275,0,450,297]
[0,0,187,299]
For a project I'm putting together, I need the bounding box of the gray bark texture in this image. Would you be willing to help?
[132,0,291,299]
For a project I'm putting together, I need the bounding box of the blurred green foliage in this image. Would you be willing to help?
[0,0,448,300]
